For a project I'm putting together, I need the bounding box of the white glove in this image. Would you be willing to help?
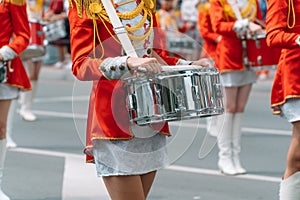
[296,35,300,46]
[99,56,129,80]
[233,18,249,33]
[0,46,17,61]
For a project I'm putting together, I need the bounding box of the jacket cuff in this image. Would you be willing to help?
[0,46,17,61]
[176,59,193,65]
[99,56,129,80]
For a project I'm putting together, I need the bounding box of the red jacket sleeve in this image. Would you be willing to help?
[68,2,105,81]
[198,11,220,43]
[8,0,30,54]
[266,0,299,49]
[209,0,236,37]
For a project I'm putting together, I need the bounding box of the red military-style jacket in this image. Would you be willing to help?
[69,0,180,163]
[209,0,262,73]
[0,0,31,90]
[198,2,220,59]
[266,0,300,115]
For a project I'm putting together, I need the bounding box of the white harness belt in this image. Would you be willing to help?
[101,0,138,58]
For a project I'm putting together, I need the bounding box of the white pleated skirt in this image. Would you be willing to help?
[281,98,300,123]
[220,69,257,87]
[0,83,19,100]
[92,133,169,177]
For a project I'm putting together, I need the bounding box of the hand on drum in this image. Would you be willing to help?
[126,57,162,73]
[190,58,212,68]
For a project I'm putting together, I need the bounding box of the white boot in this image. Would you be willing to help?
[279,171,300,200]
[19,80,37,121]
[206,116,219,137]
[217,113,238,175]
[0,139,10,200]
[6,100,17,148]
[232,113,247,174]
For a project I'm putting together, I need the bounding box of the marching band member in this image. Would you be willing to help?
[156,0,193,33]
[210,0,264,175]
[0,0,31,198]
[266,0,300,199]
[198,0,221,59]
[68,0,209,198]
[155,0,195,58]
[19,0,45,122]
[197,0,222,137]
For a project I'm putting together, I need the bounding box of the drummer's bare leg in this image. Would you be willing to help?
[103,171,156,200]
[279,121,300,199]
[232,84,252,174]
[19,60,42,121]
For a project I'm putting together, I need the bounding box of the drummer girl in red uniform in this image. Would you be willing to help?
[210,0,264,175]
[197,0,222,137]
[0,0,31,199]
[266,0,300,199]
[68,0,209,199]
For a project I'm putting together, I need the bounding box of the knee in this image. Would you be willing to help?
[225,105,237,113]
[287,151,300,172]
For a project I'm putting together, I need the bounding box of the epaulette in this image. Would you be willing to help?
[209,0,224,3]
[73,0,83,18]
[72,0,156,19]
[4,0,26,6]
[198,2,210,13]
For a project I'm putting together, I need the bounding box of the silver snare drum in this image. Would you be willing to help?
[123,67,224,125]
[43,19,67,42]
[124,75,163,125]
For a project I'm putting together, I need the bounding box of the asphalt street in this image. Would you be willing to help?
[3,67,291,200]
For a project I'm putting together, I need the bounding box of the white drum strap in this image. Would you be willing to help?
[100,0,138,58]
[227,0,243,20]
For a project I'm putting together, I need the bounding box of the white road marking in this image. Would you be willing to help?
[28,109,292,136]
[10,148,110,200]
[10,147,281,200]
[166,165,281,183]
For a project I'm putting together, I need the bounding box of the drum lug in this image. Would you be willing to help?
[214,83,223,99]
[191,85,201,101]
[175,87,186,111]
[128,93,137,110]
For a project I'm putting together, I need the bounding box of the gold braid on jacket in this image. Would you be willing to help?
[72,0,156,58]
[212,0,257,21]
[3,0,26,5]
